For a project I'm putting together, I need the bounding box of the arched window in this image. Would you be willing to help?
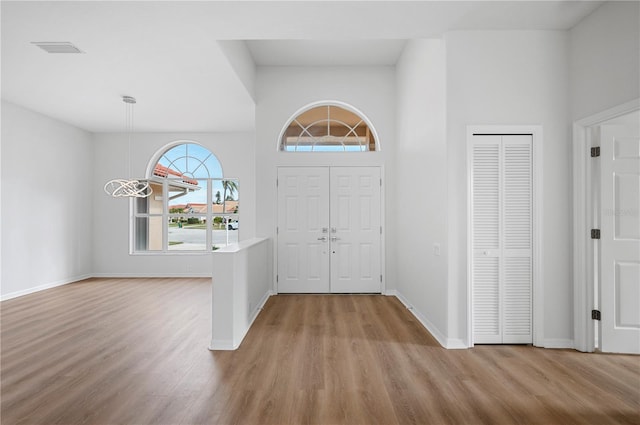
[153,143,223,179]
[279,102,378,152]
[133,142,239,253]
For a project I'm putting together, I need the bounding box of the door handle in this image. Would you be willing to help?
[317,237,328,242]
[330,236,340,242]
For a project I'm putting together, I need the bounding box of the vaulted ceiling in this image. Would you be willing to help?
[1,1,603,133]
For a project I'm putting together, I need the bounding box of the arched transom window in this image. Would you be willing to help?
[133,142,239,253]
[279,103,377,152]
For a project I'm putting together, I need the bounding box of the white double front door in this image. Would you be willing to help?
[277,166,382,293]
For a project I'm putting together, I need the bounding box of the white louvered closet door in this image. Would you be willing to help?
[472,135,532,344]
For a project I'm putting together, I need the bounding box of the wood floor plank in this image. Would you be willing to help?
[2,278,639,425]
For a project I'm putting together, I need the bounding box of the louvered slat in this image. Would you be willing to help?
[503,257,532,339]
[473,144,500,249]
[473,257,500,342]
[504,143,532,250]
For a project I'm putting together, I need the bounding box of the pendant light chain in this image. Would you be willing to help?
[126,97,133,179]
[104,96,152,198]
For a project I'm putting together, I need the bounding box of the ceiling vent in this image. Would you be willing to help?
[31,42,84,54]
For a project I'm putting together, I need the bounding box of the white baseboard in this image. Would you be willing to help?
[248,290,273,327]
[392,290,467,349]
[91,272,211,278]
[542,338,575,349]
[1,274,92,301]
[445,339,469,349]
[2,273,213,302]
[209,340,237,350]
[234,290,273,350]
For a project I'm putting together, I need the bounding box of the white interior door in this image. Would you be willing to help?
[277,166,381,294]
[277,167,330,293]
[600,123,640,354]
[330,167,382,293]
[471,135,532,344]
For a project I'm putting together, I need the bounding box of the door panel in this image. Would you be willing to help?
[330,167,381,293]
[600,124,640,354]
[472,137,502,343]
[277,167,330,293]
[501,136,532,344]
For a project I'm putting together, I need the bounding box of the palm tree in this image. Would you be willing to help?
[222,180,238,213]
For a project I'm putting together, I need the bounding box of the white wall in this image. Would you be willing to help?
[92,131,256,276]
[394,39,451,345]
[445,31,572,346]
[1,101,94,299]
[255,66,397,291]
[0,102,3,296]
[570,1,640,121]
[218,40,257,101]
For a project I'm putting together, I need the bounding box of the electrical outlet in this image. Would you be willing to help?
[433,243,441,256]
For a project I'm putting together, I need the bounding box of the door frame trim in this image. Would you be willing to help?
[466,125,543,348]
[275,165,386,294]
[572,98,640,352]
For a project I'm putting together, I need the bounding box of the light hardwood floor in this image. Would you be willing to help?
[1,278,638,425]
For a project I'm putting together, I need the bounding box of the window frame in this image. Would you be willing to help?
[130,142,239,255]
[277,101,381,152]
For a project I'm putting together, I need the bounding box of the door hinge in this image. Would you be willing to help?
[380,226,382,235]
[380,274,383,282]
[592,309,601,321]
[380,178,382,187]
[591,229,601,239]
[276,178,279,187]
[590,146,600,157]
[276,274,279,283]
[276,227,279,235]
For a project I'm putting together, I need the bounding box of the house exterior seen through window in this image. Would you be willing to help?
[279,103,377,152]
[133,142,239,252]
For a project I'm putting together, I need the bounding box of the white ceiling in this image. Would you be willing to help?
[1,1,604,133]
[246,40,408,67]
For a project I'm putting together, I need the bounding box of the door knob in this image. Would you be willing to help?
[331,236,340,242]
[317,236,328,242]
